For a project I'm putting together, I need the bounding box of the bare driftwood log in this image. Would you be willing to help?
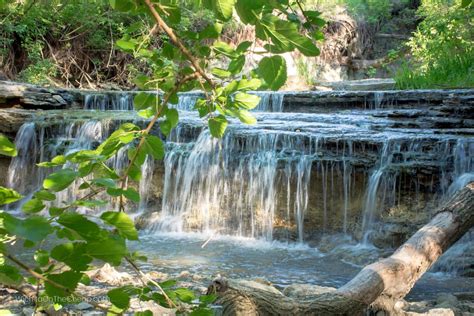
[208,182,474,315]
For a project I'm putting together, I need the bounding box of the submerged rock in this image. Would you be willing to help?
[86,263,138,286]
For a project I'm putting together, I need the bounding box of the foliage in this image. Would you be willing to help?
[0,0,323,314]
[345,0,393,23]
[395,0,473,89]
[0,0,145,87]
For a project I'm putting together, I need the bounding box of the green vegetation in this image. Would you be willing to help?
[395,0,473,89]
[0,0,143,86]
[0,0,324,314]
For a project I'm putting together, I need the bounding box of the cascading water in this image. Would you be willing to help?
[7,91,474,246]
[156,129,314,241]
[251,91,285,112]
[5,113,156,214]
[5,89,474,299]
[85,93,134,110]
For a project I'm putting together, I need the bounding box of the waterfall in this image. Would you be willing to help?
[85,93,133,110]
[372,91,385,109]
[138,156,155,213]
[359,137,474,245]
[360,140,392,242]
[5,117,155,215]
[6,90,474,247]
[155,129,314,241]
[252,91,285,112]
[83,91,285,112]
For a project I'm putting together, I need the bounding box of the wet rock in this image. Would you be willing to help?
[0,81,77,109]
[22,307,35,316]
[86,263,138,286]
[194,286,208,295]
[74,302,93,310]
[178,271,191,279]
[146,271,169,281]
[318,79,397,91]
[192,274,203,282]
[0,109,34,136]
[435,293,459,310]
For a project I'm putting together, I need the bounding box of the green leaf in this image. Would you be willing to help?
[107,288,130,309]
[0,134,16,157]
[34,250,49,267]
[199,294,217,304]
[0,265,23,286]
[134,93,159,111]
[107,187,140,202]
[37,155,66,168]
[135,311,153,316]
[91,178,116,188]
[116,39,136,51]
[85,236,127,266]
[257,56,287,90]
[199,22,223,39]
[212,41,237,58]
[143,135,165,160]
[159,280,177,288]
[211,67,231,78]
[234,93,260,110]
[0,187,22,205]
[190,307,213,316]
[208,115,228,138]
[34,190,56,201]
[228,55,245,74]
[235,0,263,24]
[45,270,82,298]
[211,0,236,21]
[49,207,66,217]
[160,120,172,136]
[43,169,78,192]
[57,213,107,241]
[80,274,91,285]
[101,211,138,240]
[166,108,179,128]
[231,109,256,124]
[258,16,319,56]
[51,242,92,271]
[22,198,45,214]
[461,0,472,8]
[2,213,52,242]
[175,288,195,303]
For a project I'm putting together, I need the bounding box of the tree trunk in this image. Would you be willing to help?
[208,182,474,316]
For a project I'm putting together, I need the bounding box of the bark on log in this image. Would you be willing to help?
[208,182,474,315]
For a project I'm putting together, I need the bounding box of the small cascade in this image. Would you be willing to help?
[172,93,200,111]
[138,156,155,213]
[156,129,315,241]
[7,123,39,197]
[6,88,474,247]
[252,91,285,112]
[84,93,133,110]
[361,140,392,243]
[372,91,385,109]
[359,137,474,245]
[6,116,152,215]
[82,91,285,112]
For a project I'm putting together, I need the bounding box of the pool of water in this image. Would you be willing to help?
[131,232,474,301]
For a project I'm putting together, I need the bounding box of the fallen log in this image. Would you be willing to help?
[208,182,474,315]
